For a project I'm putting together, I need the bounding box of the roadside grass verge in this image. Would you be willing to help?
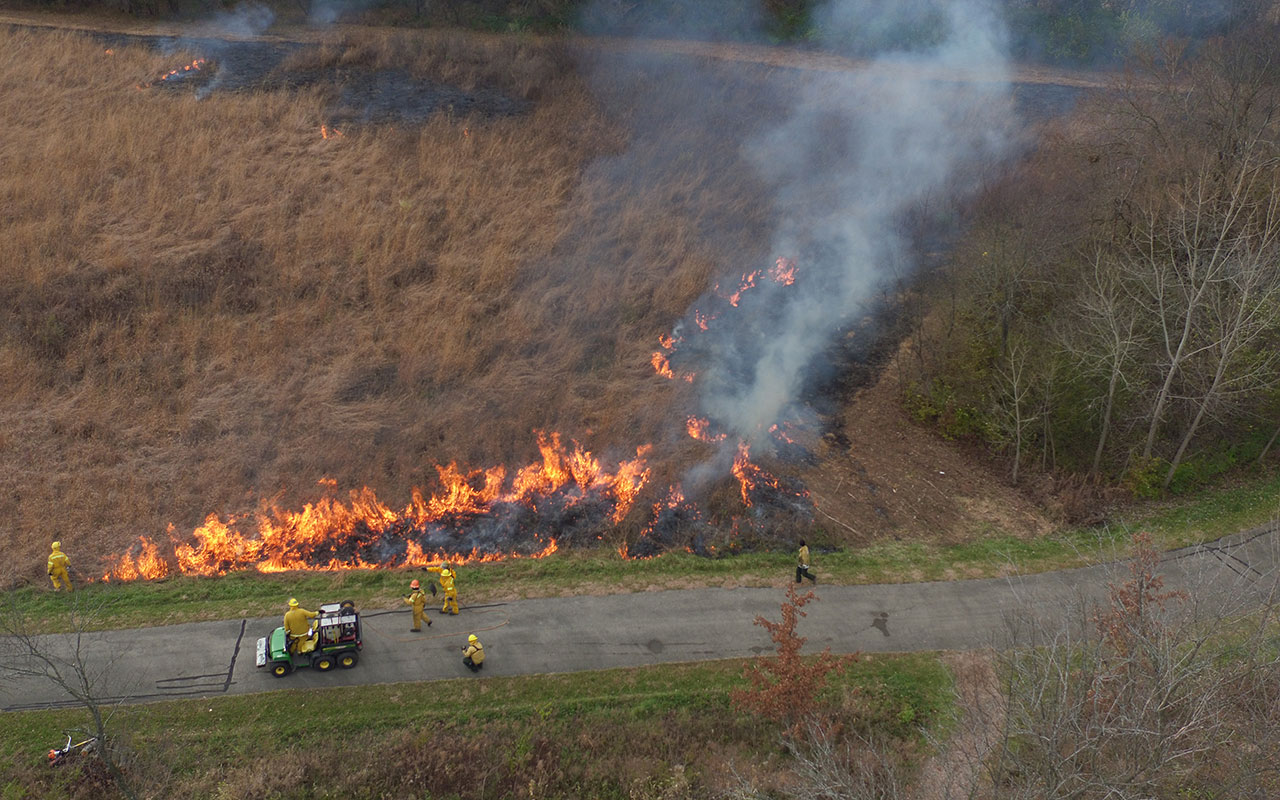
[0,652,953,799]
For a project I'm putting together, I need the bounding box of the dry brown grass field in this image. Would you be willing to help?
[0,19,1072,585]
[0,24,821,577]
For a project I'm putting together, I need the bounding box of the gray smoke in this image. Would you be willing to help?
[308,0,378,26]
[696,0,1015,445]
[204,2,275,38]
[169,2,277,99]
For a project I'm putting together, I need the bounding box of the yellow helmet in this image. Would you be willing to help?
[468,634,478,643]
[441,568,452,577]
[288,598,299,607]
[51,541,61,550]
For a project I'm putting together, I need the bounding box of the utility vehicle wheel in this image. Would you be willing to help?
[313,654,335,671]
[339,599,355,611]
[338,651,359,669]
[271,662,292,678]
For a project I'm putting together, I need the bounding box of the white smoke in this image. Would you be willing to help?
[178,2,276,99]
[212,2,275,38]
[192,1,275,39]
[308,0,378,26]
[698,0,1015,444]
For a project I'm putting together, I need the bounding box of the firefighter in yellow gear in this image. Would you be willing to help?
[796,539,816,584]
[283,598,318,654]
[428,564,459,615]
[47,542,72,591]
[462,633,484,672]
[403,579,431,631]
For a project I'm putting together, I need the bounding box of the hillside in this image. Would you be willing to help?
[0,18,1088,584]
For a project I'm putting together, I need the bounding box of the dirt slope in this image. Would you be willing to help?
[804,344,1053,554]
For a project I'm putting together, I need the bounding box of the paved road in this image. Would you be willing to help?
[4,525,1277,711]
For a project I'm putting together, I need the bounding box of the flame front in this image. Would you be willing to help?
[139,58,207,89]
[102,256,814,581]
[103,431,651,581]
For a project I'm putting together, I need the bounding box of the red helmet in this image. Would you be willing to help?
[410,579,420,589]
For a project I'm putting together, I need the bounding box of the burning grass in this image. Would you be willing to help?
[0,24,813,581]
[10,466,1279,634]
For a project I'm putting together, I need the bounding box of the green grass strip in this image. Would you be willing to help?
[0,653,952,771]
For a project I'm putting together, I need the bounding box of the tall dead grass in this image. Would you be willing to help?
[0,25,784,575]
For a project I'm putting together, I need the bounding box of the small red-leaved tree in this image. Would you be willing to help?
[731,583,857,735]
[1087,530,1188,714]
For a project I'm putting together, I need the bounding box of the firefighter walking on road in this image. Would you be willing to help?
[47,542,72,592]
[428,564,459,615]
[796,539,817,584]
[403,579,432,632]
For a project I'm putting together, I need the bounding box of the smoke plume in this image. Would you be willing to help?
[697,0,1015,446]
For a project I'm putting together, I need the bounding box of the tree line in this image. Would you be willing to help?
[904,18,1280,494]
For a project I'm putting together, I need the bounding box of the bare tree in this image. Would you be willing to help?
[993,338,1040,484]
[1062,254,1146,477]
[1120,152,1280,482]
[718,720,910,800]
[1161,178,1280,486]
[0,588,142,800]
[967,533,1280,799]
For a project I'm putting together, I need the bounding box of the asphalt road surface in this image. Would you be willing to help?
[4,525,1277,712]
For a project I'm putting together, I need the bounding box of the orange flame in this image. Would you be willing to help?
[321,125,344,140]
[102,431,651,581]
[731,441,782,507]
[622,485,689,559]
[651,351,676,380]
[651,257,799,386]
[725,270,760,307]
[137,58,207,90]
[769,423,797,445]
[100,256,810,581]
[769,257,796,286]
[686,416,727,443]
[103,535,170,582]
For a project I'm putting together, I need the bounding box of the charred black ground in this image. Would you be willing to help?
[48,26,533,125]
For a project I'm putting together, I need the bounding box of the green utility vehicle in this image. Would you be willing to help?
[256,600,363,677]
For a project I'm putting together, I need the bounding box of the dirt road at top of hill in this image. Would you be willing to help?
[0,9,1124,92]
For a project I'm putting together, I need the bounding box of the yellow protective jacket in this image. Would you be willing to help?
[284,607,318,637]
[463,641,484,664]
[47,549,70,575]
[797,545,811,568]
[404,589,427,613]
[428,566,456,593]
